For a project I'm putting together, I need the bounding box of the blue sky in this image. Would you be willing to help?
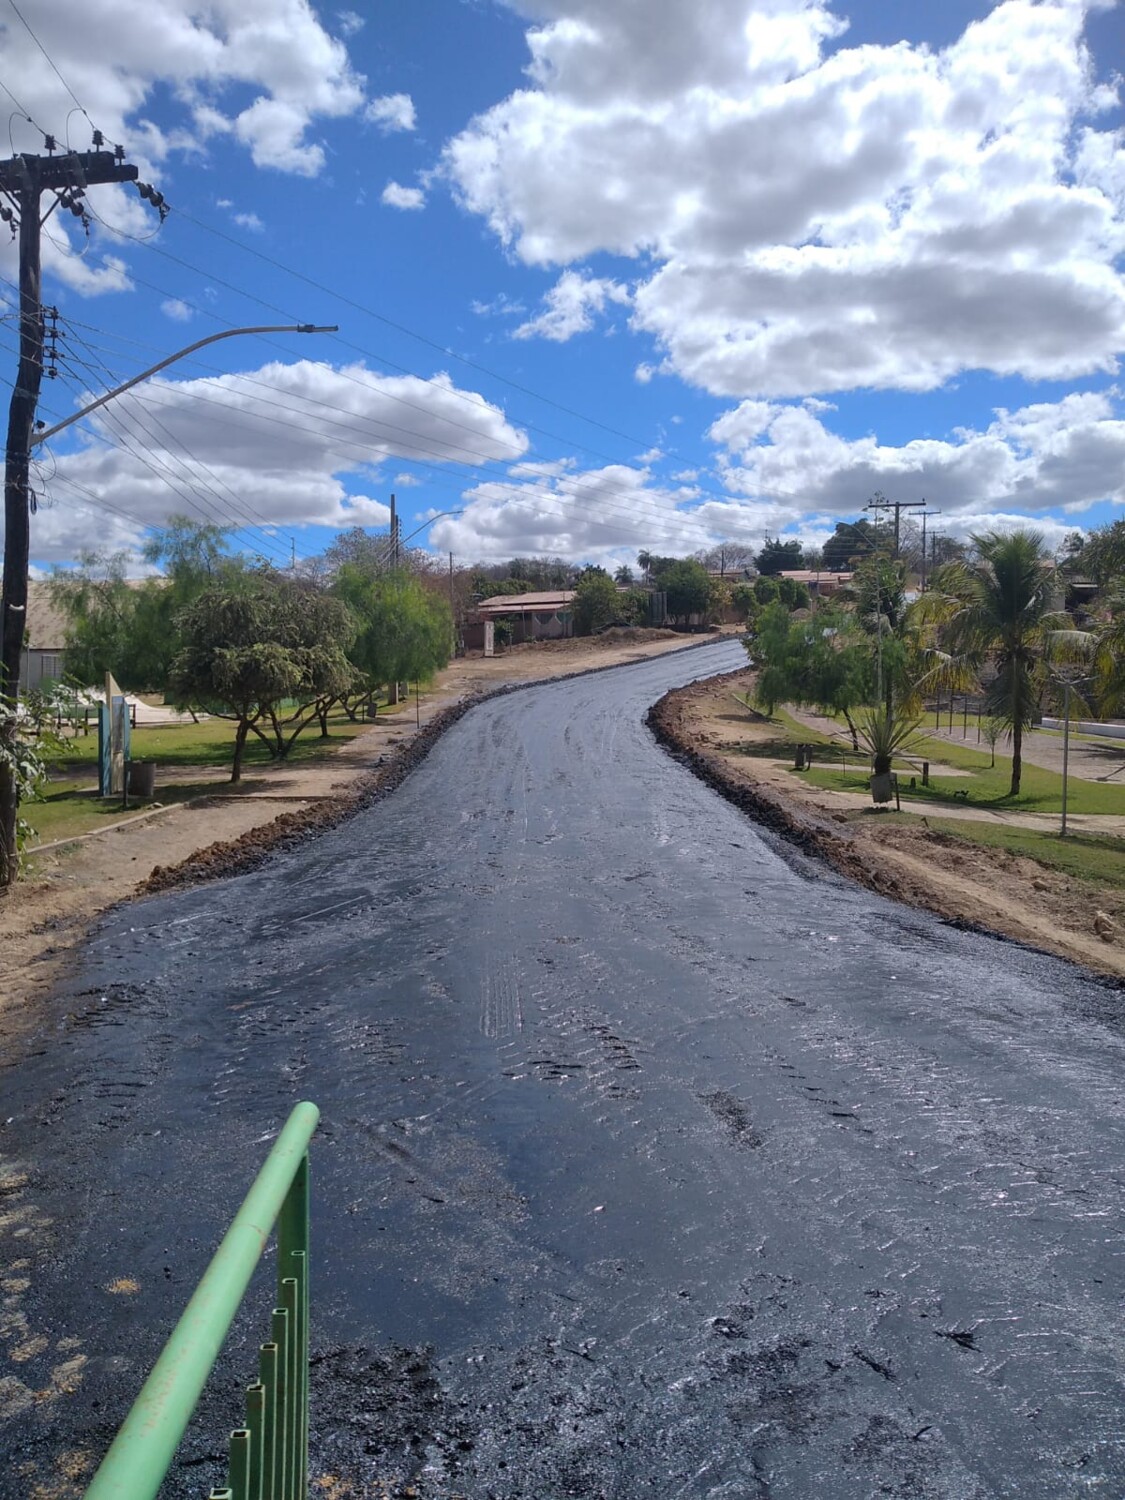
[1,0,1122,575]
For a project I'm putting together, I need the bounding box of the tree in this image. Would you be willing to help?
[334,567,451,707]
[323,526,394,578]
[776,576,810,611]
[1080,519,1125,588]
[476,577,536,599]
[746,602,873,747]
[692,542,758,576]
[638,550,680,581]
[928,535,967,569]
[659,559,712,628]
[614,564,635,586]
[729,582,760,625]
[848,554,912,714]
[171,568,355,782]
[51,516,240,695]
[572,568,621,635]
[504,555,572,588]
[925,530,1088,796]
[822,519,876,571]
[756,536,804,575]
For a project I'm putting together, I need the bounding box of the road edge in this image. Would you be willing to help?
[646,671,1125,991]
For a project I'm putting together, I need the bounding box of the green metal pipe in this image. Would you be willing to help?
[83,1101,320,1500]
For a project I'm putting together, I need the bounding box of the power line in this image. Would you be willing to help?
[35,234,827,534]
[5,1,100,137]
[57,308,829,544]
[59,324,306,558]
[50,360,295,565]
[174,205,656,452]
[0,74,43,139]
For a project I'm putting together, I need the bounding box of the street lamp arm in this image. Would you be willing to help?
[32,324,339,447]
[398,510,463,548]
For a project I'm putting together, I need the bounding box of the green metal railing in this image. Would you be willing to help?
[84,1101,320,1500]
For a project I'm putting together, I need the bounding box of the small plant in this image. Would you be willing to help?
[856,705,924,776]
[0,696,66,870]
[981,716,1005,768]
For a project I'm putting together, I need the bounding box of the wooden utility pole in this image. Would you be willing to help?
[918,507,941,591]
[0,145,139,884]
[864,493,926,558]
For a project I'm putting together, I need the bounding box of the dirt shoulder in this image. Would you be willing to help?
[0,628,720,1022]
[648,669,1125,984]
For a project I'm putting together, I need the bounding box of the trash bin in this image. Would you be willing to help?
[794,746,807,770]
[127,761,156,798]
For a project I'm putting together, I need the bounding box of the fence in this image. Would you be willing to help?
[83,1100,319,1500]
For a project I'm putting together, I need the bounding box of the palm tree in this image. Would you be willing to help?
[927,529,1088,797]
[1090,583,1125,716]
[614,564,635,586]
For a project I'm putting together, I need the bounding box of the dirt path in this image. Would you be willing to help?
[649,669,1125,983]
[0,629,721,1024]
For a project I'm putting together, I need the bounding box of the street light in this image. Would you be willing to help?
[1051,667,1093,838]
[31,324,337,447]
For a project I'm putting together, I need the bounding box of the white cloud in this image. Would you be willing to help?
[429,460,716,563]
[337,10,364,37]
[471,292,527,317]
[381,181,426,211]
[513,269,632,341]
[233,211,265,232]
[24,360,528,561]
[365,92,417,133]
[445,0,1125,397]
[707,389,1125,525]
[0,0,364,184]
[161,298,195,322]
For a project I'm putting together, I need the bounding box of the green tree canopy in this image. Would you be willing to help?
[51,517,240,694]
[334,567,451,699]
[659,558,712,627]
[747,602,873,745]
[775,576,810,611]
[756,536,805,575]
[925,529,1090,795]
[572,568,621,635]
[822,519,876,571]
[171,568,355,782]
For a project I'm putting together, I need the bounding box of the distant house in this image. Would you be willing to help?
[777,569,854,598]
[20,581,68,689]
[474,589,576,644]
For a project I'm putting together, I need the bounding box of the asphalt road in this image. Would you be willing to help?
[2,639,1123,1498]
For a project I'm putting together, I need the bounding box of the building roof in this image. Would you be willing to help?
[477,589,575,613]
[777,570,854,584]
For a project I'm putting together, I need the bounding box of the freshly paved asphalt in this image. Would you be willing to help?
[1,639,1123,1498]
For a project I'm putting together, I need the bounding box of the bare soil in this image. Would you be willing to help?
[649,669,1125,984]
[0,629,717,1024]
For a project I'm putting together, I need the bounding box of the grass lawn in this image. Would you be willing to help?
[53,710,368,774]
[26,709,370,845]
[799,737,1125,815]
[924,819,1125,890]
[25,777,229,844]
